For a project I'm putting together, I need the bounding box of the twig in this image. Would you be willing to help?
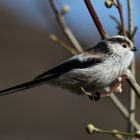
[50,34,78,55]
[128,0,134,41]
[86,123,140,138]
[81,85,140,130]
[127,0,136,135]
[126,70,140,98]
[115,0,127,35]
[112,130,125,140]
[110,15,123,35]
[110,94,140,130]
[110,15,120,25]
[84,0,108,39]
[130,27,137,38]
[49,0,83,53]
[110,16,137,36]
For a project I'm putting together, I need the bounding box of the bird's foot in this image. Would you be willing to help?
[93,92,101,101]
[100,74,129,97]
[81,87,101,101]
[80,74,128,101]
[81,87,93,100]
[114,75,128,93]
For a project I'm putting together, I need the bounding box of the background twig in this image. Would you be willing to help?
[50,34,78,55]
[49,0,83,53]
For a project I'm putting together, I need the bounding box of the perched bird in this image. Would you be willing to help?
[0,35,136,100]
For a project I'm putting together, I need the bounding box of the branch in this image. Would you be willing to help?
[115,0,127,35]
[110,94,140,130]
[86,123,140,139]
[50,34,78,55]
[84,0,108,39]
[126,70,140,98]
[128,0,134,41]
[81,84,140,130]
[110,15,124,35]
[49,0,83,53]
[127,0,136,134]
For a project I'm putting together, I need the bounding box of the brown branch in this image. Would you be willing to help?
[49,0,83,53]
[84,0,108,39]
[128,0,134,41]
[115,0,127,35]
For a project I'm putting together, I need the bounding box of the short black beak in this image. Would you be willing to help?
[131,47,137,52]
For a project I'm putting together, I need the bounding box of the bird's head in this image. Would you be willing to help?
[105,35,136,55]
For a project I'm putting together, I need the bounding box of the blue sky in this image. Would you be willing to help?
[0,0,139,51]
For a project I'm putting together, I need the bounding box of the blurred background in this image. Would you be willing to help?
[0,0,139,140]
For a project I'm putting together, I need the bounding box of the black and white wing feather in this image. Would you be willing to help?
[34,55,103,80]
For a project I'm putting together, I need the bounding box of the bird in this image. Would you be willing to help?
[0,35,136,100]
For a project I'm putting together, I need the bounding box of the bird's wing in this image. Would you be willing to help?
[0,44,108,96]
[34,50,106,80]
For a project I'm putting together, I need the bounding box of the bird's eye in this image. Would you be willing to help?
[122,43,128,48]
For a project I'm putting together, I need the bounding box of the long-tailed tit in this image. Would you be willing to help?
[0,35,136,100]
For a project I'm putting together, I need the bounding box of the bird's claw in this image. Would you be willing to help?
[93,92,101,101]
[81,87,101,101]
[81,73,128,101]
[86,92,101,101]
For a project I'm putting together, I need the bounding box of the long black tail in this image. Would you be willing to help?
[0,76,53,96]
